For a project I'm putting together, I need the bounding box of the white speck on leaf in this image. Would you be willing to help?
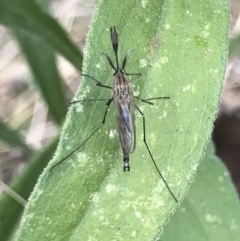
[223,171,229,177]
[91,192,100,204]
[109,129,117,139]
[158,111,167,120]
[163,111,167,118]
[164,24,170,30]
[139,59,148,68]
[160,57,168,64]
[105,184,117,193]
[23,213,34,224]
[191,163,198,172]
[218,176,223,182]
[166,166,172,171]
[141,0,148,8]
[230,219,238,229]
[66,145,71,151]
[220,187,225,192]
[209,68,220,75]
[205,214,219,223]
[135,211,141,219]
[182,85,191,91]
[149,181,165,209]
[204,24,210,30]
[133,89,140,96]
[35,189,43,199]
[75,103,84,113]
[131,231,137,237]
[214,9,221,14]
[76,152,88,167]
[88,236,97,241]
[201,25,210,38]
[71,203,76,208]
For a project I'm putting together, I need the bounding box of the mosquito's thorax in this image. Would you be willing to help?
[113,71,134,102]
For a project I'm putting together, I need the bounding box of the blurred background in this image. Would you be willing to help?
[0,0,94,196]
[0,0,239,229]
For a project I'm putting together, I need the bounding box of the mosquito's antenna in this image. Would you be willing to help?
[110,26,120,70]
[102,53,116,71]
[121,49,132,70]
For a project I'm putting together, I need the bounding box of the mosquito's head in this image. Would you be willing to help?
[111,27,132,74]
[103,26,130,76]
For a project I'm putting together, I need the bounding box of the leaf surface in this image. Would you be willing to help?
[15,0,229,240]
[161,142,240,241]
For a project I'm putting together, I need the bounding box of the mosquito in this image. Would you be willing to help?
[50,26,178,202]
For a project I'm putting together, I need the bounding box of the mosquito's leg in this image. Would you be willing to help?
[70,99,110,105]
[134,96,170,105]
[82,74,112,89]
[125,72,142,77]
[120,48,142,82]
[134,96,154,105]
[142,97,170,101]
[124,70,142,82]
[126,73,142,82]
[50,98,113,172]
[134,104,178,203]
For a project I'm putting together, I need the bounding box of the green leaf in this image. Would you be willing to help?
[15,0,229,240]
[161,141,240,241]
[0,119,32,155]
[0,0,83,72]
[0,137,58,241]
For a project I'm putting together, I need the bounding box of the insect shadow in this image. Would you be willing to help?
[50,26,177,203]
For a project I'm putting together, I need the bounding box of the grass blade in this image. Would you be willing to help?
[0,119,32,155]
[15,31,68,125]
[0,0,83,71]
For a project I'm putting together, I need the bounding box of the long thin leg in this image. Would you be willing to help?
[126,73,142,82]
[70,96,170,105]
[134,104,178,203]
[134,96,153,105]
[123,69,142,82]
[134,96,170,105]
[70,99,110,105]
[120,49,142,81]
[50,98,113,172]
[142,97,170,101]
[125,72,141,77]
[82,74,112,89]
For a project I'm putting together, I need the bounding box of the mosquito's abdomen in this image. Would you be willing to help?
[115,97,136,155]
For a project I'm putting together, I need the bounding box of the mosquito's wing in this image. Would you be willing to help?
[115,97,136,154]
